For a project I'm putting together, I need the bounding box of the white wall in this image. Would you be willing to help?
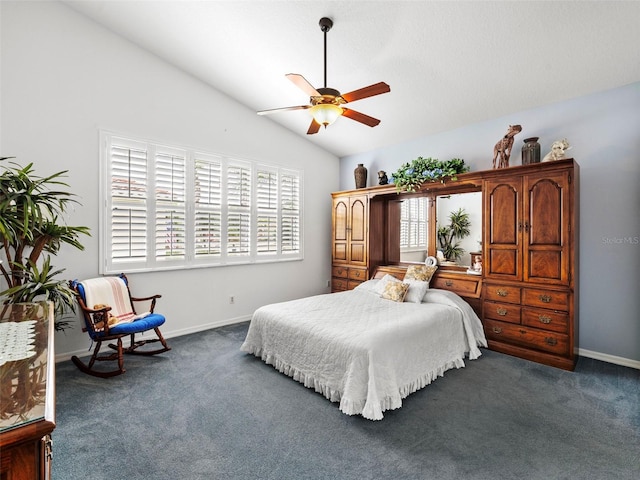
[341,82,640,365]
[0,1,339,359]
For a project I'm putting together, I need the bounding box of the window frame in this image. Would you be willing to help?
[400,196,429,253]
[100,131,304,274]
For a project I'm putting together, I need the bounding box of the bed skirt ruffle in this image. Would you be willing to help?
[242,344,466,420]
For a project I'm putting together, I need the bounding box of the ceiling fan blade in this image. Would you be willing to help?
[342,108,381,127]
[341,82,390,103]
[286,73,321,97]
[307,119,321,135]
[257,105,310,115]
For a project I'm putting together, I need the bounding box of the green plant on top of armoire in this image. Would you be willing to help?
[0,157,90,330]
[437,207,471,262]
[391,157,469,193]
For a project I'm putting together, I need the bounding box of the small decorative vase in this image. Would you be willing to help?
[354,164,368,189]
[521,137,541,165]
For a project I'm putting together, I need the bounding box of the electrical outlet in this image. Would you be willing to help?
[229,296,235,304]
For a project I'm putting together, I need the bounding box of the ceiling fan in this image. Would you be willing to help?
[257,17,391,135]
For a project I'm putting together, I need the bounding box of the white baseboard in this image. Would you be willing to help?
[56,320,639,371]
[579,348,640,370]
[55,315,252,363]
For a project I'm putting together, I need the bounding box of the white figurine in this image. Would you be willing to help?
[542,139,571,162]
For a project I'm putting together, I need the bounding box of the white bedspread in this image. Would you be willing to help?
[241,288,487,420]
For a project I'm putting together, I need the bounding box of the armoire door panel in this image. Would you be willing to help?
[488,249,519,277]
[528,250,562,281]
[334,201,348,241]
[487,183,519,245]
[333,243,347,262]
[349,198,366,242]
[349,244,366,264]
[527,177,564,245]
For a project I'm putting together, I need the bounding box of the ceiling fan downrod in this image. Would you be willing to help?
[319,17,333,89]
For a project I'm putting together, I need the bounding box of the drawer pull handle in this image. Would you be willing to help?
[492,326,502,334]
[545,337,558,346]
[354,271,361,277]
[538,315,552,324]
[445,280,453,287]
[539,294,552,303]
[496,307,508,316]
[497,289,508,297]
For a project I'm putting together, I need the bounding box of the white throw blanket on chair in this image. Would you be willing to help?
[82,277,137,324]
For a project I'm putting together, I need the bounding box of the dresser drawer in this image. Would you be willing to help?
[484,284,521,304]
[483,301,521,324]
[522,307,569,334]
[331,277,348,292]
[484,319,569,356]
[431,275,481,297]
[348,268,368,282]
[523,288,569,311]
[332,266,348,279]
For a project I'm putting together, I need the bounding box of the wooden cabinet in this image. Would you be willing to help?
[483,160,578,370]
[0,302,56,480]
[331,192,390,292]
[332,193,369,291]
[330,159,578,370]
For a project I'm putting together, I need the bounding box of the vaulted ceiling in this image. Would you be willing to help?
[64,1,640,158]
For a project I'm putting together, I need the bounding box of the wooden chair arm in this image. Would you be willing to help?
[130,294,161,313]
[74,295,113,334]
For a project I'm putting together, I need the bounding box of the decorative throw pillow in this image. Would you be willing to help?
[404,264,438,283]
[373,274,400,296]
[381,281,410,302]
[353,279,381,294]
[403,280,430,303]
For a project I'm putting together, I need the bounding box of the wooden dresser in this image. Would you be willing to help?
[330,159,579,370]
[0,302,56,480]
[482,160,578,370]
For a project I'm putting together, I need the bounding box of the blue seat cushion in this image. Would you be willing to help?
[95,313,166,337]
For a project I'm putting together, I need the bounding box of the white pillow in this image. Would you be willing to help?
[373,274,400,296]
[353,279,380,293]
[404,280,430,303]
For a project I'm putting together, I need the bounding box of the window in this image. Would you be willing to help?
[100,132,303,273]
[400,197,428,251]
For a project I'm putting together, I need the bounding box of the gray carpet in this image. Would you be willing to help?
[53,322,639,480]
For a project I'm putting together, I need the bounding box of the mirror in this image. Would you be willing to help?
[436,192,482,267]
[398,191,482,267]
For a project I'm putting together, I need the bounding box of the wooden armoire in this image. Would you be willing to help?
[330,159,579,370]
[482,160,578,370]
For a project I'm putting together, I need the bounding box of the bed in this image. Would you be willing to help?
[240,266,487,420]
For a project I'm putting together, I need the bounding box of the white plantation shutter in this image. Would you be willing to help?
[109,142,148,265]
[101,131,302,273]
[155,152,186,260]
[400,197,428,249]
[256,168,278,255]
[194,156,222,257]
[227,163,251,256]
[280,171,300,254]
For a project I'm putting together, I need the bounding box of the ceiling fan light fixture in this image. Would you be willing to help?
[310,103,343,127]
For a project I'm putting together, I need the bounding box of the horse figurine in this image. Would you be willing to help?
[492,124,522,169]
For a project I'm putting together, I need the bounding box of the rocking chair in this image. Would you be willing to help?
[70,274,171,378]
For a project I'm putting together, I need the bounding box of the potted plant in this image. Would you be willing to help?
[391,157,469,192]
[437,207,471,263]
[0,157,90,330]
